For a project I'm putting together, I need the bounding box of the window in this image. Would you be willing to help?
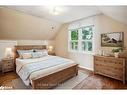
[68,25,94,54]
[69,29,79,51]
[81,26,93,52]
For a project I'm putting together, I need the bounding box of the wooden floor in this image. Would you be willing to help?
[0,68,127,89]
[0,71,18,89]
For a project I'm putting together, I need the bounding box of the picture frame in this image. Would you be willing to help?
[101,32,124,47]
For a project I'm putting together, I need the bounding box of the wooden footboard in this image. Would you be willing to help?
[32,64,78,89]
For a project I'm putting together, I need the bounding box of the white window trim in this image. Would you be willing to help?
[68,25,95,55]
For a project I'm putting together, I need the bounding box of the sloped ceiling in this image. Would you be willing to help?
[99,6,127,25]
[5,6,127,25]
[0,6,127,40]
[6,6,101,23]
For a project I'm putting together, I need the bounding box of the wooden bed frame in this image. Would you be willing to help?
[14,45,78,89]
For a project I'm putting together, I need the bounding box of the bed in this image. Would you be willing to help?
[14,45,78,89]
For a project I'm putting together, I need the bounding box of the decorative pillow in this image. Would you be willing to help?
[32,52,44,58]
[33,49,48,56]
[33,49,44,52]
[17,50,33,58]
[21,53,32,59]
[42,49,48,56]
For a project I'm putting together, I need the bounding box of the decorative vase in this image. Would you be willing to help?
[114,52,119,58]
[99,50,103,56]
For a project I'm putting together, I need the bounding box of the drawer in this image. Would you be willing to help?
[95,65,123,74]
[96,71,123,81]
[95,68,123,80]
[3,63,13,67]
[2,68,13,72]
[4,60,13,64]
[95,63,123,70]
[95,60,123,68]
[3,66,13,70]
[94,57,104,62]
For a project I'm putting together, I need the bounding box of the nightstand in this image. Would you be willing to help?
[48,52,56,56]
[2,58,14,73]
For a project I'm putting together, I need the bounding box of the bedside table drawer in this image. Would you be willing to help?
[3,60,13,64]
[3,63,13,68]
[2,68,13,73]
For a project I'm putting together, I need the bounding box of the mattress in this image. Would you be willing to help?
[16,55,77,86]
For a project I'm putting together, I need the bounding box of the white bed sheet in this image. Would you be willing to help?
[16,55,77,86]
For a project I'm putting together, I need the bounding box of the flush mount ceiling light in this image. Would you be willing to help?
[52,7,59,15]
[45,6,62,15]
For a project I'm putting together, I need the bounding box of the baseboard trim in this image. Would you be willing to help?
[79,66,94,74]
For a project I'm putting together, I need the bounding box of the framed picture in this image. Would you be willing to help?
[101,32,124,47]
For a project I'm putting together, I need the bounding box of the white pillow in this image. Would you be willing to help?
[33,49,48,55]
[17,50,33,58]
[32,52,44,58]
[21,53,32,59]
[42,49,48,56]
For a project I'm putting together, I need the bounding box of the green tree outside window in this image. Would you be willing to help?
[71,30,78,40]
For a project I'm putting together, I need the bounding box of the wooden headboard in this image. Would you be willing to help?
[14,45,47,60]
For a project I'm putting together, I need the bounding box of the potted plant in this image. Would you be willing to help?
[112,48,123,58]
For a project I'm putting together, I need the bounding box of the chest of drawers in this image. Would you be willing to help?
[94,55,126,84]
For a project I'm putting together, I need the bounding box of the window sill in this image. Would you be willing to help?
[68,50,95,55]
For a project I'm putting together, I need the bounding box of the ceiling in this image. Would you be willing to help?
[0,6,127,40]
[98,6,127,25]
[5,6,127,25]
[6,6,101,23]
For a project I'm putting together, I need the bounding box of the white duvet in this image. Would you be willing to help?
[16,55,76,86]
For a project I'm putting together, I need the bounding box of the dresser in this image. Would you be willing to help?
[94,55,126,84]
[2,58,14,73]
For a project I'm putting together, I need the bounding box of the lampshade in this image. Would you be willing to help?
[48,46,54,52]
[5,47,13,58]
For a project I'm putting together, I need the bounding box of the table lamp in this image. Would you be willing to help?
[5,47,13,58]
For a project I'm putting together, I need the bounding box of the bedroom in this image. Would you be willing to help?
[0,5,127,90]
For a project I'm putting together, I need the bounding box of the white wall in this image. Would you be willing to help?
[55,14,127,71]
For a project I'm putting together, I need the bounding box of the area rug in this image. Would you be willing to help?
[12,71,89,89]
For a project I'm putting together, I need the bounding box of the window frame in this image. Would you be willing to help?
[68,25,94,55]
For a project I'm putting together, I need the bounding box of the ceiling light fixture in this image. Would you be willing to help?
[52,7,59,15]
[45,6,62,15]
